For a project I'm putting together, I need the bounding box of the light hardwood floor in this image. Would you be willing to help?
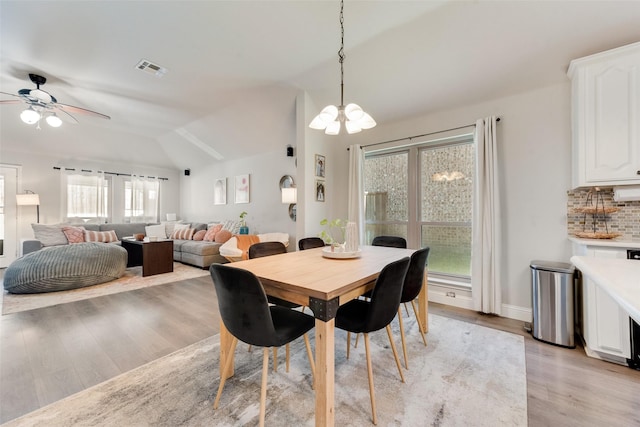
[1,276,639,425]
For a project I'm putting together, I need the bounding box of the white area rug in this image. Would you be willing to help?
[1,262,209,315]
[2,314,527,426]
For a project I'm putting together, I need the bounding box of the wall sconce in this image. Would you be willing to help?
[280,175,297,222]
[282,186,297,222]
[16,190,40,223]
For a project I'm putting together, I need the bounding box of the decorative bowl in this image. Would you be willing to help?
[134,233,145,241]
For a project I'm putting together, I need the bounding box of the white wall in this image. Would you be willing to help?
[326,81,573,321]
[1,149,181,243]
[179,149,298,247]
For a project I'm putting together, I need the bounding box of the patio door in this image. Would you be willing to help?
[0,165,18,268]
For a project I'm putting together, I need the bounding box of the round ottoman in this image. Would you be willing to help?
[3,243,128,294]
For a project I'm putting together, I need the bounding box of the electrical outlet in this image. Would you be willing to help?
[446,291,456,298]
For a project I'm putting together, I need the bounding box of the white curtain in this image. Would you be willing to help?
[471,116,502,315]
[126,175,159,223]
[61,169,109,223]
[347,144,365,245]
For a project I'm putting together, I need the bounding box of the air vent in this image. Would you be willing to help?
[135,59,168,77]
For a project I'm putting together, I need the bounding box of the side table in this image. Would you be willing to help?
[121,239,174,277]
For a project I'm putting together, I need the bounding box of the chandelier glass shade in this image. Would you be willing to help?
[309,0,376,135]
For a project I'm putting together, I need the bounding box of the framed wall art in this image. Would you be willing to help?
[315,154,325,178]
[316,180,325,202]
[235,174,250,204]
[214,178,226,205]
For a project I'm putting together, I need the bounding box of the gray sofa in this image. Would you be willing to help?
[23,222,228,269]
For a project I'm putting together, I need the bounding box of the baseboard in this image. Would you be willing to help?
[428,285,532,322]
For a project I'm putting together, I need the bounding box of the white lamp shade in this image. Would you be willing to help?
[325,120,341,135]
[20,107,41,124]
[345,103,364,121]
[345,120,362,134]
[46,113,62,127]
[16,193,40,206]
[281,187,297,204]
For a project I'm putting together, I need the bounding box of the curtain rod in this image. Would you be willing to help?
[53,166,169,181]
[350,117,501,150]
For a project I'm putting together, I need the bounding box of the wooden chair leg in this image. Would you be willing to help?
[411,300,428,346]
[214,337,238,409]
[248,344,252,352]
[260,347,269,427]
[354,332,360,348]
[273,347,278,372]
[346,331,351,360]
[363,333,377,425]
[386,325,405,383]
[404,302,410,316]
[397,307,409,370]
[303,333,316,390]
[286,343,290,372]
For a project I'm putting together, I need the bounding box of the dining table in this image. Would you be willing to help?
[221,244,428,427]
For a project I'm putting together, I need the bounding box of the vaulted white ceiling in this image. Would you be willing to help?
[1,1,640,170]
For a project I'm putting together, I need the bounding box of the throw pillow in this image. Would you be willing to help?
[31,223,70,246]
[221,220,241,235]
[203,224,223,242]
[192,230,206,241]
[145,224,167,239]
[62,226,86,244]
[171,228,195,240]
[215,229,233,243]
[84,230,119,243]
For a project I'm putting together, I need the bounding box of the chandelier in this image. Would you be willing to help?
[309,0,376,135]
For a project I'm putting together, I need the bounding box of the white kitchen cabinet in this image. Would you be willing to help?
[576,245,631,363]
[568,42,640,188]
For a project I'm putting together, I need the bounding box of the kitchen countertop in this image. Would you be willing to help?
[569,236,640,249]
[571,256,640,324]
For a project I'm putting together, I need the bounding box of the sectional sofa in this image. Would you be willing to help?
[23,221,231,268]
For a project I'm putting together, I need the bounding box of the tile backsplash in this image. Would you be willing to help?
[567,188,640,238]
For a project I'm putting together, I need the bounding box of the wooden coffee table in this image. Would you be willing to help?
[120,239,174,277]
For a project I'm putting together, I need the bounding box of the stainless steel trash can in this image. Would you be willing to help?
[531,260,576,348]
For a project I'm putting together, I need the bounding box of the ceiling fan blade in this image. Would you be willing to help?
[0,91,22,99]
[0,99,23,105]
[56,107,80,124]
[56,103,110,120]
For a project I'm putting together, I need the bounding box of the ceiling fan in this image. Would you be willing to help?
[0,73,110,128]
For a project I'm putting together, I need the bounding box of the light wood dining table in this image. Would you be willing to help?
[221,245,427,427]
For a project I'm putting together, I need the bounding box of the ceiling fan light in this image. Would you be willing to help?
[46,113,62,127]
[345,103,364,121]
[20,107,40,124]
[325,120,341,135]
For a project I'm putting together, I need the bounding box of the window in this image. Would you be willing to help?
[364,151,408,243]
[124,177,159,222]
[65,173,110,222]
[419,142,473,279]
[364,135,474,284]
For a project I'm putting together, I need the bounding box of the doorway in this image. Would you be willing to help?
[0,165,19,268]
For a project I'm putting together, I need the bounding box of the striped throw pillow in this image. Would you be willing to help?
[171,228,195,240]
[84,230,119,243]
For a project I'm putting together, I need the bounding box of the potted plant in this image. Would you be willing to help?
[239,211,249,234]
[319,218,346,251]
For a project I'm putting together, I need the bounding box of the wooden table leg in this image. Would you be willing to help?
[219,321,235,379]
[315,318,335,427]
[418,270,429,334]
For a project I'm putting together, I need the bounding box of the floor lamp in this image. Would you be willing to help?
[16,190,40,223]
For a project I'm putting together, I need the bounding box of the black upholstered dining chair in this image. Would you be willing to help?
[248,241,300,372]
[334,257,410,425]
[209,264,316,427]
[298,237,325,251]
[371,235,407,249]
[396,246,430,369]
